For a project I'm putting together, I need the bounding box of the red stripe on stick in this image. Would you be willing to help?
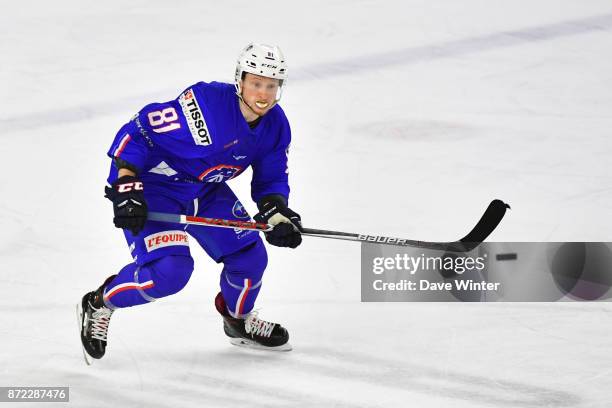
[184,216,269,231]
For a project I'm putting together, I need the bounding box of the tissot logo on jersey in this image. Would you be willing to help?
[178,89,212,146]
[144,231,189,252]
[198,165,242,183]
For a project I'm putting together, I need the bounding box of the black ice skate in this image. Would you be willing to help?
[76,276,116,365]
[215,292,291,351]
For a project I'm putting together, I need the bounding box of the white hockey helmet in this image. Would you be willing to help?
[235,43,287,100]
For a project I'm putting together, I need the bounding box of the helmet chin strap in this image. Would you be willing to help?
[240,95,265,118]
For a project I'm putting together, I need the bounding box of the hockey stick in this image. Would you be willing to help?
[147,199,509,252]
[300,200,510,252]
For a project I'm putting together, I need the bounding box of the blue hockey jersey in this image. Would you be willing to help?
[106,82,291,204]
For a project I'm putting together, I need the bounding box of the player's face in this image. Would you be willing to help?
[240,73,280,116]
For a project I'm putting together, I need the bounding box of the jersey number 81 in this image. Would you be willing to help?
[148,107,181,133]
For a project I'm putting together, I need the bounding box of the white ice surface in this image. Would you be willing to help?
[1,1,612,407]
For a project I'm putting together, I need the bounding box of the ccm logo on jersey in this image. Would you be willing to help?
[117,182,143,193]
[144,231,189,252]
[178,89,212,146]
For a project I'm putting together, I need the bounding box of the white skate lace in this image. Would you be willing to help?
[244,311,275,338]
[89,306,113,341]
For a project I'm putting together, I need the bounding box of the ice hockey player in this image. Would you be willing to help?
[77,43,301,363]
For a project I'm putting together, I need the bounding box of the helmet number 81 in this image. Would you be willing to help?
[148,107,181,133]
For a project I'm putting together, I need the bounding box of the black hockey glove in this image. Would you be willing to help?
[104,175,148,235]
[254,196,302,249]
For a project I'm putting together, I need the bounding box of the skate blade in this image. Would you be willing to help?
[75,303,93,366]
[229,337,292,352]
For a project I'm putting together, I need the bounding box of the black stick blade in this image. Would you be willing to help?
[449,199,510,252]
